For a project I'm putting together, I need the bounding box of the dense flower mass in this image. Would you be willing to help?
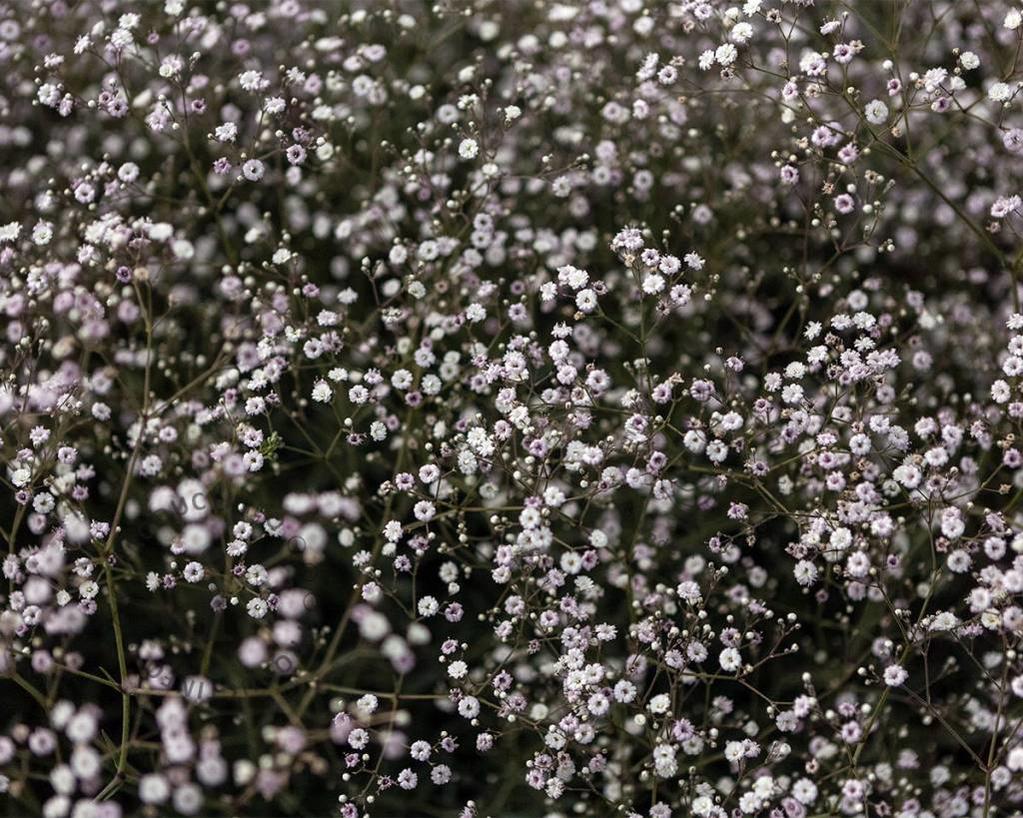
[3,0,1023,816]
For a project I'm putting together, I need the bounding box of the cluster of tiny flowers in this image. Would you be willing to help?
[2,1,1023,817]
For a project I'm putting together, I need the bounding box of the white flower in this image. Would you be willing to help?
[940,507,964,540]
[118,163,139,183]
[922,67,947,92]
[559,265,589,289]
[731,22,753,43]
[883,665,908,686]
[458,138,479,160]
[724,740,745,762]
[928,611,959,632]
[0,222,21,243]
[32,222,53,246]
[109,28,133,49]
[457,696,480,718]
[864,99,888,125]
[238,69,268,91]
[576,289,597,312]
[37,83,62,106]
[138,774,170,804]
[312,381,332,402]
[719,647,742,672]
[799,50,827,76]
[391,369,413,389]
[715,43,738,65]
[989,82,1013,102]
[214,122,238,142]
[642,274,665,294]
[246,598,269,619]
[159,56,182,77]
[794,560,818,586]
[793,779,818,804]
[242,159,265,181]
[613,680,636,702]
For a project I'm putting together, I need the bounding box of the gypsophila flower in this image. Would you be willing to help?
[864,99,889,125]
[241,159,265,181]
[0,4,1020,816]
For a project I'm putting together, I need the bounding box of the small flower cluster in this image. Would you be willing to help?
[1,1,1023,816]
